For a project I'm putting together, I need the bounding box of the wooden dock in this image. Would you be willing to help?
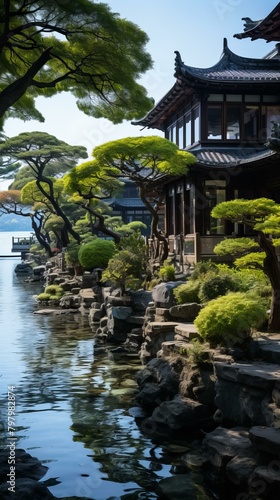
[0,236,34,259]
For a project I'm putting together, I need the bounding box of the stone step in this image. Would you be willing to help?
[174,322,199,341]
[214,361,280,390]
[251,333,280,365]
[146,321,179,334]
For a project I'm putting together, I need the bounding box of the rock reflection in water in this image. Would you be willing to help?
[0,260,214,499]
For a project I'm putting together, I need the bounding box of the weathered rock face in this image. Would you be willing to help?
[225,455,257,487]
[91,289,152,346]
[147,394,212,430]
[135,356,215,439]
[59,293,81,309]
[249,426,280,457]
[135,357,181,409]
[152,282,185,308]
[169,303,203,322]
[179,363,216,406]
[139,321,179,362]
[106,304,134,342]
[201,427,254,468]
[214,362,280,427]
[181,426,280,498]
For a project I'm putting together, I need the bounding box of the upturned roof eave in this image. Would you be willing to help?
[176,39,280,81]
[233,2,280,42]
[133,39,280,130]
[132,81,190,129]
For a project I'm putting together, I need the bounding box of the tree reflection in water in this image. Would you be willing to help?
[1,264,214,499]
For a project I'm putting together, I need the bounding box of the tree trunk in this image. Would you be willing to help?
[37,177,81,245]
[31,216,53,257]
[82,204,121,244]
[0,49,52,118]
[258,231,280,332]
[139,188,168,263]
[152,211,168,263]
[269,289,280,332]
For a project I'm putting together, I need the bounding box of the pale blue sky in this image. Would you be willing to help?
[3,1,278,153]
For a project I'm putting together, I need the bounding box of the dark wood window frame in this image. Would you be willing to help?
[203,94,280,144]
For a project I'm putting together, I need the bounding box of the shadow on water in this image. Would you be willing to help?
[0,260,217,499]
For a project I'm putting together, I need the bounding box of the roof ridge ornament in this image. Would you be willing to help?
[242,17,262,32]
[174,50,184,70]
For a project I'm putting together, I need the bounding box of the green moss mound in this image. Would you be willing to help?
[194,292,267,346]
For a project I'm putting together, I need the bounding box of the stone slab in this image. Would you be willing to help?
[79,288,95,298]
[147,321,179,334]
[253,334,280,365]
[202,427,253,468]
[174,323,199,340]
[249,426,280,457]
[214,362,280,389]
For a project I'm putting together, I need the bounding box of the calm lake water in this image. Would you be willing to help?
[0,233,215,499]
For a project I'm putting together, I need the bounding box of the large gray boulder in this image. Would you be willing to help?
[135,358,180,407]
[150,394,212,430]
[202,427,253,468]
[152,281,185,308]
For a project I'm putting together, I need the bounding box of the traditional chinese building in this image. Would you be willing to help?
[108,179,152,237]
[134,5,280,266]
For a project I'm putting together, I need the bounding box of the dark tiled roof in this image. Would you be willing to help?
[175,39,280,83]
[107,198,147,208]
[133,39,280,129]
[190,146,277,168]
[234,3,280,42]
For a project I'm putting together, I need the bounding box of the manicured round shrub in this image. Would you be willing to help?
[173,280,201,304]
[78,239,116,270]
[45,285,64,297]
[198,272,238,302]
[194,292,267,346]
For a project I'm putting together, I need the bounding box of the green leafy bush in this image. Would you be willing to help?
[198,272,238,302]
[78,239,116,270]
[158,260,176,281]
[173,280,201,304]
[189,260,218,281]
[194,292,267,346]
[102,249,143,295]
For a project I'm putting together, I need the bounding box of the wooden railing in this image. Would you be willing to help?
[11,236,33,255]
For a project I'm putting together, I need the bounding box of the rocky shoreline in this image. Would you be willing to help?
[2,259,280,499]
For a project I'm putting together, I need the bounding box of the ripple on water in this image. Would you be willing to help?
[0,259,216,499]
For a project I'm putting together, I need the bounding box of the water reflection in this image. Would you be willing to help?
[0,260,214,499]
